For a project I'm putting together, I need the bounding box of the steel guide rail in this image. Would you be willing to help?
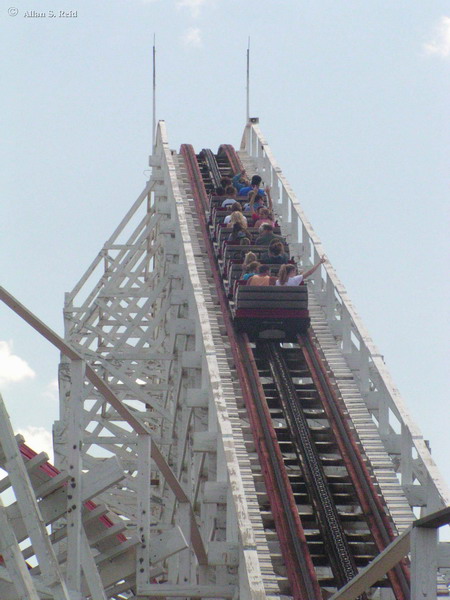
[237,333,322,600]
[262,341,360,589]
[199,149,222,192]
[180,143,322,600]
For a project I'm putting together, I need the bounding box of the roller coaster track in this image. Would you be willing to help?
[182,142,321,599]
[181,141,411,598]
[1,121,447,599]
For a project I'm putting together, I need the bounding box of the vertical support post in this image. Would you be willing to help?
[400,425,413,488]
[251,127,258,158]
[311,246,322,296]
[271,172,280,205]
[301,224,311,263]
[280,187,290,233]
[342,308,352,355]
[66,359,85,600]
[359,344,370,397]
[177,502,192,586]
[290,212,300,245]
[378,397,390,439]
[325,274,335,319]
[54,359,71,472]
[137,433,152,592]
[411,525,437,600]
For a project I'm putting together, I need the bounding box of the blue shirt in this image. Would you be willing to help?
[238,186,265,199]
[232,173,247,192]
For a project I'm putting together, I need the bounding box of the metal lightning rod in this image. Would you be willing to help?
[246,37,250,122]
[152,35,156,150]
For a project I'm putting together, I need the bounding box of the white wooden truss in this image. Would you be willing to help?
[55,120,271,598]
[0,119,448,599]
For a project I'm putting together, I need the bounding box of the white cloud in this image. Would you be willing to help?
[42,379,59,402]
[0,341,35,387]
[182,27,202,48]
[177,0,214,18]
[16,426,54,463]
[424,16,450,59]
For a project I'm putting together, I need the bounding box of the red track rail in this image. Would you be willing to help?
[217,144,244,176]
[181,143,322,600]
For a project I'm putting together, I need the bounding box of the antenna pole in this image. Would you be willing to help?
[152,35,156,150]
[246,38,250,122]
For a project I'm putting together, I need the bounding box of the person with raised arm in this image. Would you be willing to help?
[239,174,265,199]
[244,185,273,213]
[276,256,326,286]
[232,169,249,193]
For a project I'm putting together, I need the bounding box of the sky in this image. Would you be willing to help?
[1,1,449,509]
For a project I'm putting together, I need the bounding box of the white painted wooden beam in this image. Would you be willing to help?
[0,396,71,600]
[411,525,438,600]
[192,432,217,453]
[136,434,152,591]
[0,498,41,600]
[186,389,209,408]
[203,482,228,504]
[80,530,108,600]
[328,527,411,600]
[208,542,239,566]
[66,359,85,599]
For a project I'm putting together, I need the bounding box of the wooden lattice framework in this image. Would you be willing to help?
[0,120,448,600]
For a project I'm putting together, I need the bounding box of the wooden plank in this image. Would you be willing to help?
[137,584,236,597]
[208,542,239,566]
[329,527,411,600]
[186,389,209,408]
[149,526,188,563]
[0,452,49,493]
[35,471,70,499]
[80,530,108,600]
[0,500,41,600]
[203,482,228,504]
